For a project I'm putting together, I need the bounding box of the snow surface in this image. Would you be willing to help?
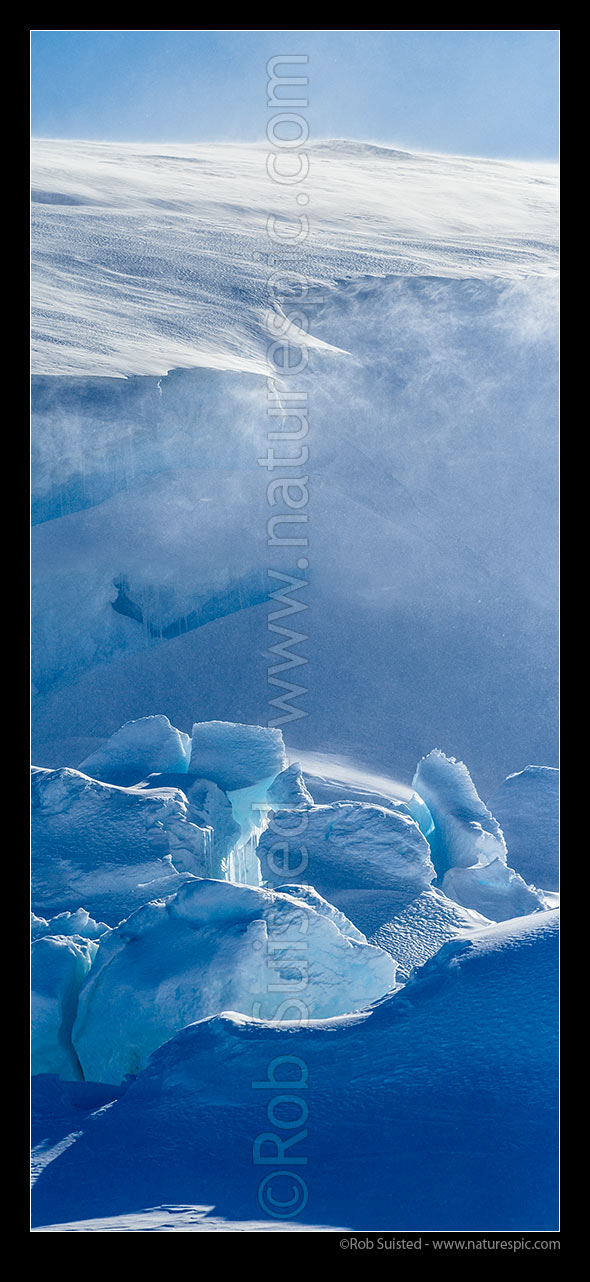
[369,886,491,977]
[188,720,286,791]
[33,1209,341,1232]
[72,878,397,1084]
[442,857,549,922]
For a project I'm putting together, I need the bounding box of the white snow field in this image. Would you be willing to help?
[31,138,558,1231]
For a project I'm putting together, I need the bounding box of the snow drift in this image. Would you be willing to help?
[31,138,558,380]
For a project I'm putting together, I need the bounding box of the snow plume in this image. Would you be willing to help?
[31,139,557,379]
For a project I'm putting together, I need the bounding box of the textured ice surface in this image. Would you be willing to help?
[412,749,507,876]
[189,721,287,791]
[32,910,558,1231]
[31,934,97,1079]
[442,857,549,921]
[31,766,212,924]
[369,887,491,977]
[488,765,559,890]
[257,801,434,895]
[79,715,190,785]
[72,878,397,1084]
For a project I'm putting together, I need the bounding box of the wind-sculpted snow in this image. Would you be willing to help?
[78,714,190,785]
[273,883,366,942]
[31,766,213,924]
[301,771,410,813]
[411,749,508,875]
[72,879,397,1084]
[31,910,558,1231]
[31,139,557,379]
[257,801,434,895]
[488,765,559,891]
